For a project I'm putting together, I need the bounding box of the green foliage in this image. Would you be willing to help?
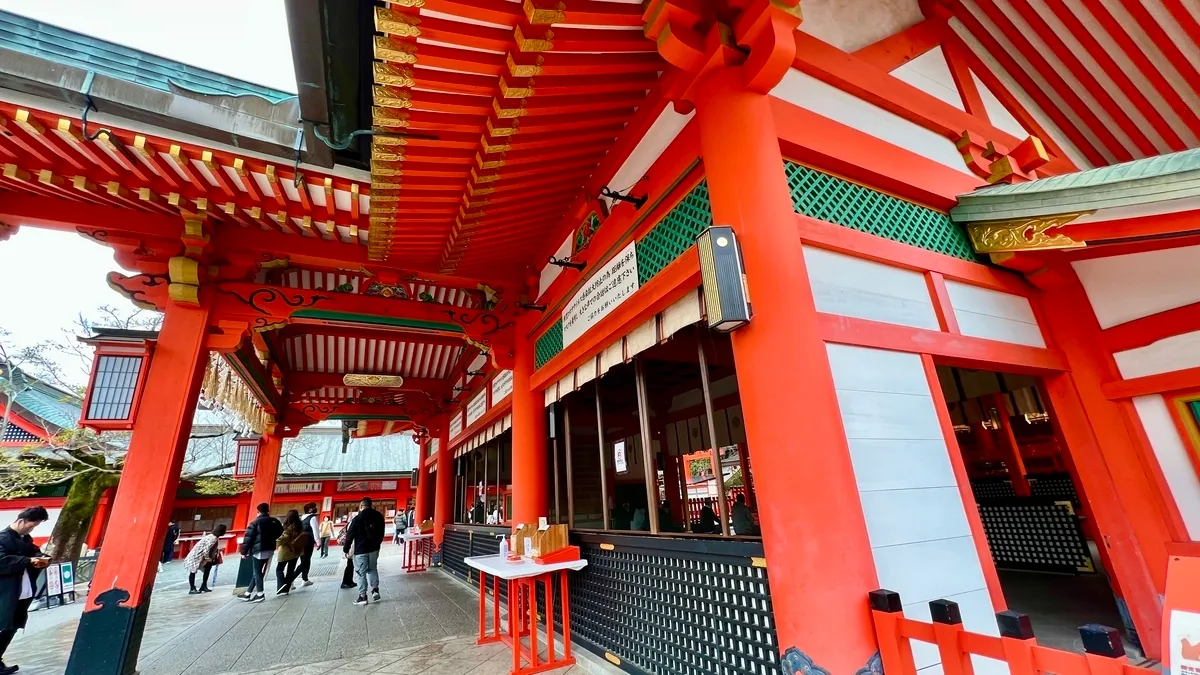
[193,476,253,495]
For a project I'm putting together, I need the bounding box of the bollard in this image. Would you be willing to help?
[1080,624,1126,675]
[868,590,917,675]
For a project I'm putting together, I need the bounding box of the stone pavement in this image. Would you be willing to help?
[2,543,584,675]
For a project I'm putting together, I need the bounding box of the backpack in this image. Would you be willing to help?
[267,517,284,542]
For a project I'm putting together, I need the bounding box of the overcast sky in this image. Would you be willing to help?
[0,2,296,385]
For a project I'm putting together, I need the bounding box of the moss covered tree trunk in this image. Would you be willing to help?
[44,472,119,563]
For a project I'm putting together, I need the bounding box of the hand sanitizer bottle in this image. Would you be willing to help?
[498,534,509,560]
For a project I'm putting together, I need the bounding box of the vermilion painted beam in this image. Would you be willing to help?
[941,42,988,120]
[1102,367,1200,400]
[851,18,945,72]
[287,372,449,394]
[819,313,1066,373]
[1065,209,1200,244]
[375,37,504,76]
[790,31,1076,174]
[1100,301,1200,354]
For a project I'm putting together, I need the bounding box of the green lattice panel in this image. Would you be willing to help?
[784,161,978,261]
[535,319,564,369]
[636,181,713,285]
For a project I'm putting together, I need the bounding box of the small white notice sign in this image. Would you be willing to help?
[491,370,514,403]
[561,241,639,347]
[465,391,488,427]
[613,440,628,474]
[1171,609,1200,675]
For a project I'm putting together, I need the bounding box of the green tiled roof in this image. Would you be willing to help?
[952,148,1200,223]
[0,9,296,103]
[0,365,81,432]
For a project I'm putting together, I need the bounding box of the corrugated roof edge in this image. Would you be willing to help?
[0,9,297,103]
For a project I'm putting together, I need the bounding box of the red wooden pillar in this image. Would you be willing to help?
[662,452,684,522]
[1037,270,1171,657]
[988,393,1032,496]
[66,300,212,675]
[736,443,757,510]
[511,331,547,524]
[433,425,453,552]
[85,487,116,550]
[415,438,433,524]
[694,67,879,672]
[248,434,283,513]
[233,499,251,531]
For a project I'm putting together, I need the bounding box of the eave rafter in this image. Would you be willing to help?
[364,0,664,277]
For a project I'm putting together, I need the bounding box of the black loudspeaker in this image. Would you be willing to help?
[547,401,560,439]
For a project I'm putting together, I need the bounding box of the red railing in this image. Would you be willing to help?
[869,589,1155,675]
[685,487,749,523]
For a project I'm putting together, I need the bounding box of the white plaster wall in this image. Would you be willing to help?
[890,46,964,111]
[770,69,973,174]
[1130,396,1200,539]
[1113,330,1200,379]
[0,508,61,539]
[944,281,1045,347]
[969,71,1028,140]
[827,344,1006,675]
[1072,246,1200,329]
[799,0,924,52]
[804,246,941,330]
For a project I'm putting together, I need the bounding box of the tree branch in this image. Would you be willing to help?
[181,462,234,480]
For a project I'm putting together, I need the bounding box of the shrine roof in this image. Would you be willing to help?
[0,10,295,103]
[951,148,1200,223]
[301,0,666,277]
[0,362,81,432]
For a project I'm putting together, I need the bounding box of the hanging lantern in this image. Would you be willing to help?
[77,329,157,431]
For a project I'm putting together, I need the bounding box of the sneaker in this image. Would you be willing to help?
[301,580,314,587]
[354,594,368,606]
[0,661,18,674]
[249,593,265,603]
[275,586,290,596]
[371,588,380,602]
[199,587,212,593]
[237,592,254,602]
[188,589,200,595]
[339,583,356,589]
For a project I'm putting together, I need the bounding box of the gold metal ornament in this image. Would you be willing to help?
[343,374,406,387]
[967,213,1089,254]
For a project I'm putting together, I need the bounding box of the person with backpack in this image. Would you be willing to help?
[343,497,385,605]
[274,510,307,596]
[294,503,319,587]
[238,503,282,603]
[337,516,355,589]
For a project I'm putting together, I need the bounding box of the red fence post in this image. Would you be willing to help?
[997,610,1038,675]
[931,599,975,675]
[1081,624,1127,675]
[869,590,918,675]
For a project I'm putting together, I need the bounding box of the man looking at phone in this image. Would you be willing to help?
[0,506,50,674]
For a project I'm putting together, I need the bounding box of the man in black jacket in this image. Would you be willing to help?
[0,506,50,674]
[238,503,281,603]
[343,497,384,605]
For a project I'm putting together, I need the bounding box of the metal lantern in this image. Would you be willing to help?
[233,436,262,478]
[696,226,752,332]
[77,329,157,431]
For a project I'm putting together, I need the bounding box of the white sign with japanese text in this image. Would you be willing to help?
[491,370,514,403]
[449,413,463,438]
[614,440,628,474]
[466,390,488,427]
[561,242,639,347]
[1171,609,1200,675]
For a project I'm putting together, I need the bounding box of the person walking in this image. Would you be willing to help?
[184,524,226,594]
[0,506,51,675]
[238,503,281,603]
[318,516,334,558]
[392,511,403,545]
[337,517,356,589]
[274,510,307,596]
[293,503,319,586]
[158,519,180,572]
[343,498,385,605]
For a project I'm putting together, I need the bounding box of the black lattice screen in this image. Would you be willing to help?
[976,498,1093,574]
[570,533,778,675]
[970,479,1016,501]
[1029,473,1081,507]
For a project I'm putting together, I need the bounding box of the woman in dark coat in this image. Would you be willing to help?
[0,506,51,675]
